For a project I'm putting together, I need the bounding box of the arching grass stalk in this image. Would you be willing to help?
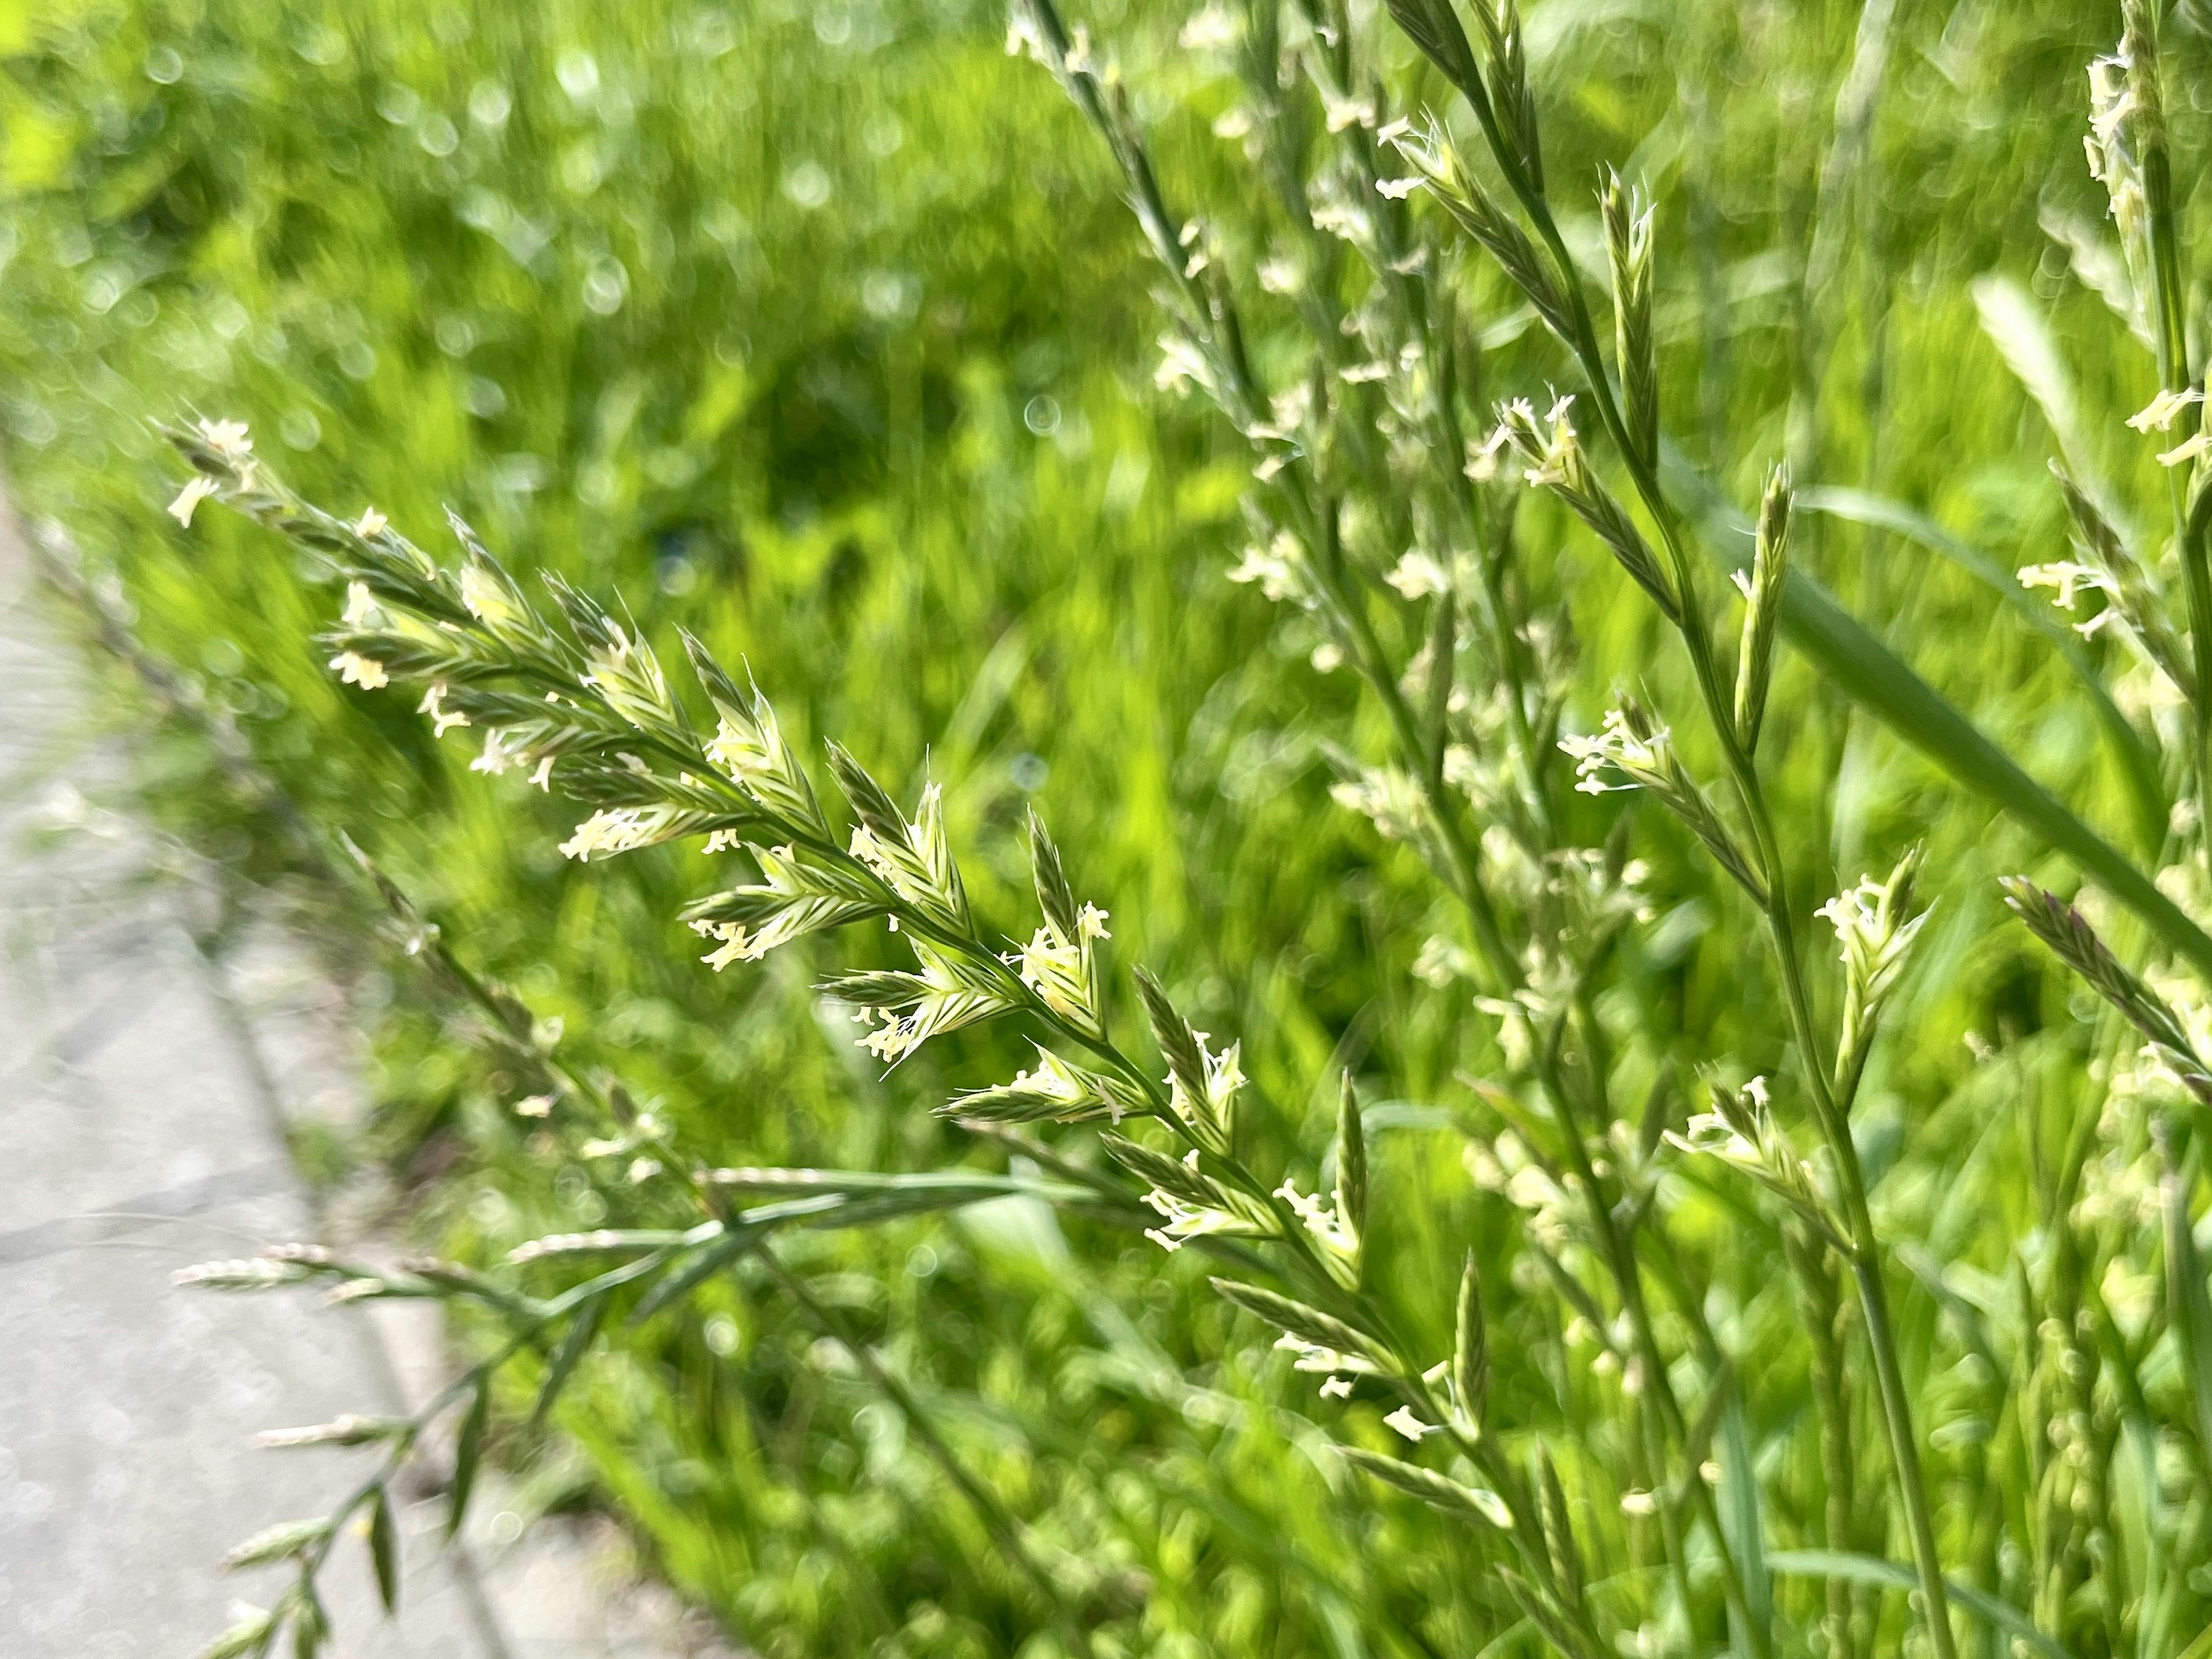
[1011,1,1773,1644]
[1377,2,1959,1652]
[164,424,1615,1654]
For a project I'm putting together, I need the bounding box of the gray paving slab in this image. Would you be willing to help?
[0,510,730,1658]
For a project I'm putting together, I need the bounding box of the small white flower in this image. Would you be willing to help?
[469,729,515,775]
[354,506,388,539]
[1228,532,1302,603]
[2157,431,2212,468]
[166,475,217,528]
[513,1094,554,1119]
[699,920,762,972]
[2128,388,2202,432]
[198,417,253,464]
[1383,1405,1435,1442]
[328,652,388,690]
[1063,21,1094,73]
[341,580,378,626]
[528,755,555,791]
[1376,176,1423,200]
[559,808,653,862]
[1464,424,1512,482]
[1321,90,1374,133]
[1559,707,1672,797]
[419,682,470,737]
[1319,1376,1354,1399]
[1155,332,1211,395]
[1384,551,1450,600]
[1620,1489,1660,1517]
[2018,560,2111,611]
[1177,3,1237,51]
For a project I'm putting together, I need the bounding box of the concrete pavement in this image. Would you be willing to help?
[0,507,724,1658]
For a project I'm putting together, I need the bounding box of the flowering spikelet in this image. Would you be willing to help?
[1491,396,1677,622]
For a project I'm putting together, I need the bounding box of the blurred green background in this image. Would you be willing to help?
[1,0,2195,1654]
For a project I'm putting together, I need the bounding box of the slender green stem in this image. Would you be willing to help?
[1471,117,1961,1659]
[2141,127,2212,872]
[1786,1224,1860,1659]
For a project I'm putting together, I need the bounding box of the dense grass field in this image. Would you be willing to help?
[6,1,2211,1656]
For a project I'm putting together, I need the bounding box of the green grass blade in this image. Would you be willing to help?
[1971,276,2100,497]
[1767,1551,2070,1659]
[1775,569,2212,979]
[1718,1397,1772,1658]
[446,1378,489,1539]
[368,1488,400,1615]
[1799,485,2166,851]
[1666,453,2212,984]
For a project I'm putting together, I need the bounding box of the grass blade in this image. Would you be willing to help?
[534,1295,605,1430]
[1718,1397,1771,1657]
[367,1488,399,1614]
[446,1378,488,1539]
[1767,1551,2070,1659]
[1668,453,2212,983]
[1799,485,2166,851]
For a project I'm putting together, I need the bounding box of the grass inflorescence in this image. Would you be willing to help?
[6,0,2212,1656]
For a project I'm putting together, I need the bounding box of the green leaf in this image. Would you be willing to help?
[1799,485,2165,851]
[1718,1395,1771,1659]
[533,1296,606,1430]
[628,1230,752,1327]
[1767,1551,2071,1659]
[448,1379,490,1538]
[2160,1149,2212,1462]
[1971,275,2101,491]
[1336,1444,1513,1528]
[1667,453,2212,986]
[1334,1071,1368,1244]
[1210,1278,1375,1359]
[367,1488,399,1615]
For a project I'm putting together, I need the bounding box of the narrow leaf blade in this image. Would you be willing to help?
[448,1379,490,1537]
[367,1488,400,1615]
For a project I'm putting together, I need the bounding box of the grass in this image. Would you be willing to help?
[5,1,2211,1656]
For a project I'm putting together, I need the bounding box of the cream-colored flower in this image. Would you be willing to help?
[2158,431,2212,468]
[1384,551,1450,600]
[1383,1406,1436,1442]
[419,682,470,737]
[2018,560,2112,610]
[328,652,388,690]
[468,729,516,775]
[2127,388,2201,432]
[559,808,654,862]
[167,476,217,528]
[198,417,253,463]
